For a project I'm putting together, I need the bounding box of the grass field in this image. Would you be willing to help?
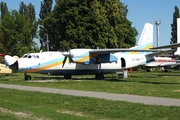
[0,70,180,99]
[0,70,180,119]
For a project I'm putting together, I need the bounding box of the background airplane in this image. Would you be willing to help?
[0,63,12,75]
[3,23,180,80]
[145,18,180,71]
[145,56,180,71]
[0,54,19,75]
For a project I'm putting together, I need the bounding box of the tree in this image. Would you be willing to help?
[170,6,180,44]
[0,2,8,18]
[19,2,27,15]
[0,2,38,56]
[39,0,53,51]
[45,0,137,50]
[104,0,137,48]
[19,2,39,50]
[0,9,37,56]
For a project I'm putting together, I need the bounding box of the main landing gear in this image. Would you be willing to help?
[95,73,104,80]
[24,73,32,80]
[64,74,72,79]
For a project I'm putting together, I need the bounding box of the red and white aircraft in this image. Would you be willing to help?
[145,56,180,68]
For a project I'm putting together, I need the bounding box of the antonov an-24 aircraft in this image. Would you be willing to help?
[4,23,180,80]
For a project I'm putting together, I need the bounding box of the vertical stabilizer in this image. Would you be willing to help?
[137,23,153,48]
[130,23,153,51]
[174,18,180,56]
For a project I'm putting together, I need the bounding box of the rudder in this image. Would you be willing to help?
[135,23,153,50]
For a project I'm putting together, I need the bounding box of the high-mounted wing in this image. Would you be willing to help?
[151,43,180,49]
[89,48,160,54]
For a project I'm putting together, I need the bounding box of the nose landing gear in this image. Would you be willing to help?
[24,73,32,80]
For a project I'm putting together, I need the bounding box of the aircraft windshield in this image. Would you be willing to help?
[21,54,39,59]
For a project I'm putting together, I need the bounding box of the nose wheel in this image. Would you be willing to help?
[24,73,32,80]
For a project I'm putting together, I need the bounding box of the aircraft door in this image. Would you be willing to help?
[121,57,126,68]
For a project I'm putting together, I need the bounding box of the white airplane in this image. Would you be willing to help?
[145,56,180,70]
[4,23,180,80]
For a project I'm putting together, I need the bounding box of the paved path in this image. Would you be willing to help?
[0,84,180,107]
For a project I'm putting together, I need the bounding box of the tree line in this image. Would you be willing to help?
[0,0,179,59]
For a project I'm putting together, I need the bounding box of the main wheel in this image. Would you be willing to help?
[64,74,72,79]
[24,75,32,80]
[95,73,104,80]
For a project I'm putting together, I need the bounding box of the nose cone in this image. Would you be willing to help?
[4,55,17,66]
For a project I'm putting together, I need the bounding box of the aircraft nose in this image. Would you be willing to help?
[4,55,16,66]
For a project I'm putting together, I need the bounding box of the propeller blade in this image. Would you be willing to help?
[62,50,74,64]
[69,57,74,63]
[62,56,67,68]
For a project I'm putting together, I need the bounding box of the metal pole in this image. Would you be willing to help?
[40,25,49,51]
[46,31,49,51]
[155,20,161,47]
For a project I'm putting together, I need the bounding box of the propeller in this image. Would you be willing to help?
[62,50,74,68]
[62,56,67,68]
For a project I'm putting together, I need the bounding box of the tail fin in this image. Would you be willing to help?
[174,18,180,56]
[127,23,153,54]
[131,23,153,50]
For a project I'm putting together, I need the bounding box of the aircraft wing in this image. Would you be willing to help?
[151,43,180,49]
[145,49,175,56]
[89,48,160,54]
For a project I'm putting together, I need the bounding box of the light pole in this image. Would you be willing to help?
[40,25,49,51]
[155,20,161,47]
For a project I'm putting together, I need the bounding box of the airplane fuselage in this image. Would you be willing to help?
[145,57,178,68]
[15,51,147,75]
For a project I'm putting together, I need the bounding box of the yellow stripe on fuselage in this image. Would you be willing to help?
[129,45,153,54]
[74,53,98,63]
[23,60,63,73]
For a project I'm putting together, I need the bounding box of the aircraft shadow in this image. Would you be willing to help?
[33,76,98,81]
[32,74,180,85]
[33,76,64,80]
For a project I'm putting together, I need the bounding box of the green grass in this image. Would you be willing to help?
[0,70,180,119]
[0,70,180,99]
[0,88,180,120]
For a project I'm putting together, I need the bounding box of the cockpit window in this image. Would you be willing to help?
[22,54,28,58]
[21,54,40,59]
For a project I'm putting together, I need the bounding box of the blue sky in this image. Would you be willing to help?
[3,0,180,47]
[120,0,180,46]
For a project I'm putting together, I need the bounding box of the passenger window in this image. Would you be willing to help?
[23,55,28,58]
[28,55,31,58]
